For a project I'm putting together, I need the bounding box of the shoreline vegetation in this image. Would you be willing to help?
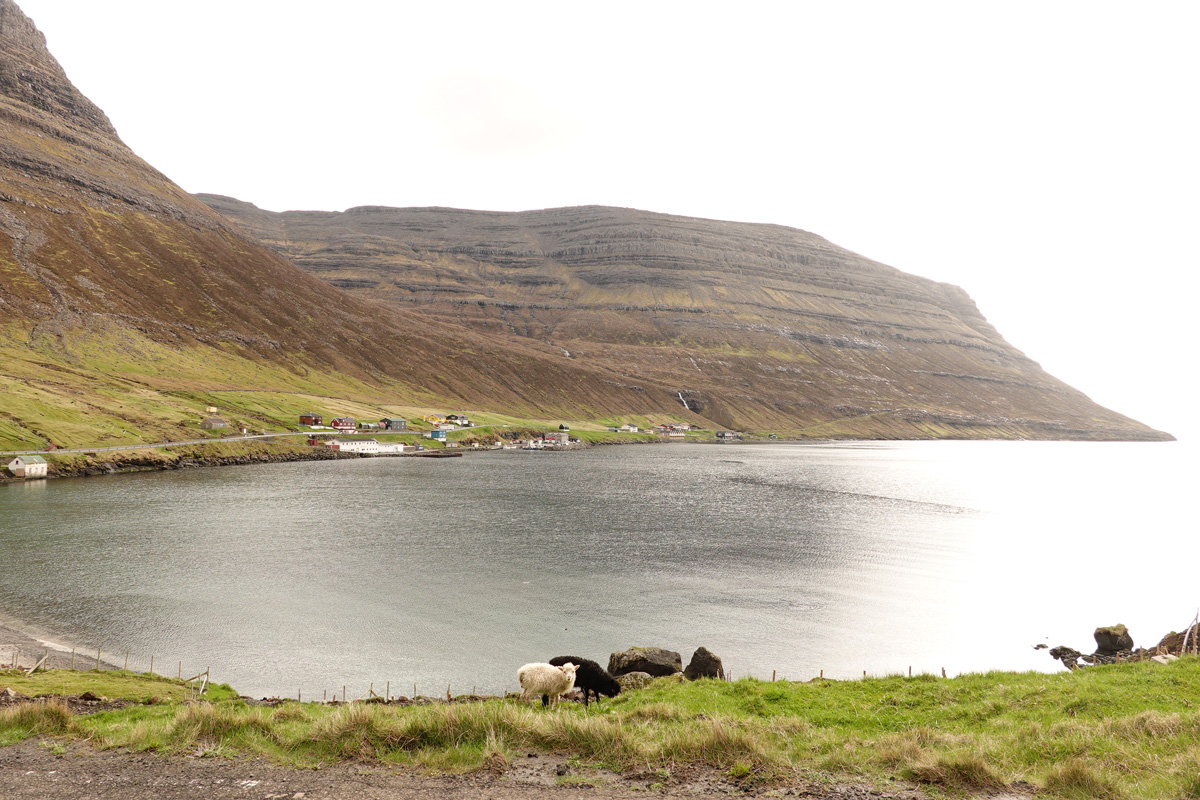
[4,653,1200,799]
[0,419,749,484]
[5,606,1200,799]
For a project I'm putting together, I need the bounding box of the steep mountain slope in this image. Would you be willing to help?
[0,0,681,449]
[198,197,1171,440]
[0,0,1169,446]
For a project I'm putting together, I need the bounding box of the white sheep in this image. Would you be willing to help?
[517,661,578,707]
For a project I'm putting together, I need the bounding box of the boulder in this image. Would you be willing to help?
[608,647,682,677]
[684,647,726,680]
[616,671,654,691]
[1048,646,1083,670]
[1094,624,1134,656]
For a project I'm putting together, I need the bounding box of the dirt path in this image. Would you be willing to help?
[0,740,937,800]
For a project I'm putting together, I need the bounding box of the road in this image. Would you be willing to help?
[0,431,315,457]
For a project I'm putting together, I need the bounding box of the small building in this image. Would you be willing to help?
[716,431,742,441]
[427,430,448,441]
[558,423,570,431]
[618,424,640,433]
[299,413,323,426]
[546,432,569,445]
[7,455,48,479]
[446,414,470,426]
[331,417,356,433]
[381,417,407,431]
[329,438,380,453]
[358,421,383,430]
[200,417,228,430]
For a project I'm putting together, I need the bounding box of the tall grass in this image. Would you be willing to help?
[8,660,1200,797]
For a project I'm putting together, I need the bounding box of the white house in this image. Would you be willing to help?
[6,455,48,479]
[619,424,640,433]
[328,438,380,453]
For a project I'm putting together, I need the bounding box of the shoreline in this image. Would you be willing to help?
[0,609,122,672]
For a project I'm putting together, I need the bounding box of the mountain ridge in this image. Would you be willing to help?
[0,0,1171,445]
[199,194,1166,440]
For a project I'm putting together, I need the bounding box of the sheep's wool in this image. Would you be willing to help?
[517,662,578,704]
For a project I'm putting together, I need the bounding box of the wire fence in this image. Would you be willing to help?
[2,643,211,697]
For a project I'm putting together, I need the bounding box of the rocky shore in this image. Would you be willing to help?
[0,613,120,672]
[0,441,367,483]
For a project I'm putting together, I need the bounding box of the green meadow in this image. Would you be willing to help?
[5,660,1200,798]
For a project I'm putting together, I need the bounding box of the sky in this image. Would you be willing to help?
[16,1,1199,440]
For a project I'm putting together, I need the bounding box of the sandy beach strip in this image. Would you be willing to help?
[0,609,121,672]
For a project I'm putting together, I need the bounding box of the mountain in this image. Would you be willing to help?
[0,0,1170,447]
[0,0,681,450]
[197,196,1171,440]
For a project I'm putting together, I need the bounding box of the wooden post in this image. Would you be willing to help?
[178,661,182,680]
[819,669,823,679]
[323,689,327,703]
[941,667,946,678]
[386,681,390,701]
[150,655,154,675]
[908,666,912,677]
[863,670,866,678]
[298,689,301,702]
[771,670,776,682]
[343,685,346,703]
[124,652,129,672]
[71,648,75,670]
[95,647,101,670]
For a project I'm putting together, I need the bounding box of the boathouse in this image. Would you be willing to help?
[6,455,48,479]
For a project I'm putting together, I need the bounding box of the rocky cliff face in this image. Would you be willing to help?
[199,196,1171,440]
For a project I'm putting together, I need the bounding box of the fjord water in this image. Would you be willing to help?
[0,441,1189,698]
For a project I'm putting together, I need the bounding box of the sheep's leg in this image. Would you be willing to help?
[541,693,550,708]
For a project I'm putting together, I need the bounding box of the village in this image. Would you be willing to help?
[2,408,751,480]
[291,412,711,455]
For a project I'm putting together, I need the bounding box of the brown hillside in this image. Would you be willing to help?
[0,0,1170,443]
[198,197,1171,441]
[0,0,692,448]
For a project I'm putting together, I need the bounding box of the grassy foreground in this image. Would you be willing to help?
[5,662,1200,798]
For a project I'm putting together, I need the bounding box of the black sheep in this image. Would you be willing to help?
[548,655,621,707]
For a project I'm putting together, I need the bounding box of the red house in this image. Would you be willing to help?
[331,417,356,433]
[299,413,323,426]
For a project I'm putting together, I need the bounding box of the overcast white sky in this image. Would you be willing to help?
[16,1,1198,440]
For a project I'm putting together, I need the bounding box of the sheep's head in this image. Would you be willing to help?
[559,663,578,679]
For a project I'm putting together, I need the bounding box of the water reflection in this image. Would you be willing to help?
[0,441,1189,697]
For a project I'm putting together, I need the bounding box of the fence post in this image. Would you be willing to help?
[95,647,101,670]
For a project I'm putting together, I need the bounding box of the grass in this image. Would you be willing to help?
[5,660,1200,796]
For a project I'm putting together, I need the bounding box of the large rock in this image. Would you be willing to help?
[684,647,726,680]
[608,647,682,677]
[1094,624,1134,656]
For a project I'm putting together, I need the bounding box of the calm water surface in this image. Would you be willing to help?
[0,441,1190,698]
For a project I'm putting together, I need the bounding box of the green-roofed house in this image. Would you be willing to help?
[381,417,407,431]
[7,455,48,479]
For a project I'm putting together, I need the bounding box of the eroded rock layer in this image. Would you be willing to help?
[199,196,1170,440]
